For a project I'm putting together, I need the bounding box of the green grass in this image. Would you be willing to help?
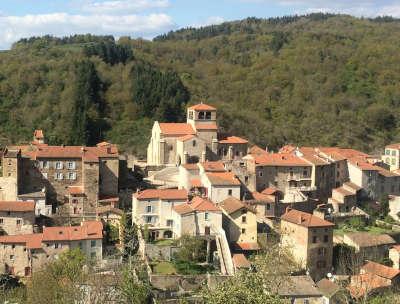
[334,225,392,235]
[153,261,177,275]
[173,260,215,275]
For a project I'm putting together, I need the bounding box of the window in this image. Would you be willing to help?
[303,170,307,177]
[55,243,59,249]
[146,206,152,213]
[392,150,397,156]
[199,111,205,119]
[91,252,96,259]
[392,158,396,165]
[188,111,193,120]
[228,189,232,196]
[245,176,249,184]
[9,255,14,260]
[386,149,390,155]
[145,216,153,224]
[317,261,326,269]
[91,240,96,247]
[16,219,21,225]
[11,245,15,249]
[0,219,3,224]
[258,171,263,177]
[312,236,317,243]
[204,212,209,221]
[241,228,246,234]
[323,235,329,243]
[55,172,63,180]
[205,111,211,119]
[68,172,76,180]
[167,220,173,227]
[55,161,63,169]
[266,203,271,211]
[67,162,76,170]
[242,216,247,223]
[192,140,196,147]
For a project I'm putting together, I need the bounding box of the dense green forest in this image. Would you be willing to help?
[1,14,400,156]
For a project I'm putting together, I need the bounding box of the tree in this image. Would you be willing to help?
[121,213,140,260]
[175,235,207,262]
[201,244,300,303]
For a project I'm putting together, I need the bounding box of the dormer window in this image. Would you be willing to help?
[198,112,205,119]
[205,112,211,119]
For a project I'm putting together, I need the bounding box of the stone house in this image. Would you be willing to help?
[218,197,257,248]
[382,143,400,171]
[172,196,222,238]
[316,278,343,304]
[389,245,400,270]
[146,103,248,166]
[132,189,188,240]
[342,232,396,263]
[281,208,334,281]
[2,131,119,216]
[0,221,103,277]
[278,275,324,304]
[201,171,241,204]
[0,201,35,235]
[244,190,278,221]
[360,260,400,285]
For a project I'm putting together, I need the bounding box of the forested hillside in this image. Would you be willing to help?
[1,14,400,156]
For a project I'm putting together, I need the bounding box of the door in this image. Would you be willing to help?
[205,226,210,235]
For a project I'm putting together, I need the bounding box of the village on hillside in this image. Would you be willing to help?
[1,102,400,303]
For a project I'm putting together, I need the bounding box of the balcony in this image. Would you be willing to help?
[287,175,311,182]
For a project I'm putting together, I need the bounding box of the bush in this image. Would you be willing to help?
[175,235,207,263]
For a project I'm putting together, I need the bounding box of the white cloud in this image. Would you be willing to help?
[378,5,400,17]
[82,0,169,14]
[191,16,225,28]
[0,12,174,49]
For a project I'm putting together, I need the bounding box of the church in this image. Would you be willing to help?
[147,103,248,166]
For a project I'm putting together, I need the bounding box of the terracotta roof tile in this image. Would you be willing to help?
[316,279,340,298]
[159,123,195,136]
[177,134,196,142]
[42,221,103,241]
[386,143,400,150]
[173,204,195,215]
[68,186,85,195]
[348,273,391,298]
[232,253,251,268]
[344,232,396,247]
[0,201,35,212]
[200,161,226,172]
[205,172,241,186]
[261,187,280,195]
[235,242,260,251]
[134,189,188,201]
[281,209,334,228]
[249,145,268,156]
[361,261,400,280]
[219,136,248,144]
[254,153,310,166]
[187,103,216,111]
[173,196,220,214]
[219,197,253,214]
[0,234,43,249]
[182,163,199,170]
[190,178,202,188]
[248,191,275,203]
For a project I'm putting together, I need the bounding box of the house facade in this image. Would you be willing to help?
[281,209,334,281]
[0,201,35,235]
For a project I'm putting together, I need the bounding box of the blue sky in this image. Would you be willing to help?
[0,0,399,49]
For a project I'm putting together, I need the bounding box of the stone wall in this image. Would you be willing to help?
[145,244,179,261]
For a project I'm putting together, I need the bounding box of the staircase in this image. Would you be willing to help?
[213,227,234,276]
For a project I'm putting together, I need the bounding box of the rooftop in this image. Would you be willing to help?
[187,103,216,111]
[0,201,35,212]
[134,189,188,201]
[205,172,241,186]
[200,161,226,172]
[278,276,322,298]
[96,205,124,216]
[173,196,220,215]
[344,232,396,247]
[361,261,400,280]
[232,253,251,269]
[254,153,310,167]
[42,221,103,241]
[281,209,335,228]
[219,196,252,214]
[348,273,391,299]
[218,136,248,144]
[316,279,341,298]
[158,123,195,136]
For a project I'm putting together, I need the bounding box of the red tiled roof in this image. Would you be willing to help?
[173,196,220,215]
[219,196,251,214]
[195,123,218,130]
[187,103,216,111]
[254,153,310,166]
[206,172,241,186]
[261,187,280,195]
[190,178,202,188]
[318,147,369,160]
[249,145,268,156]
[235,242,260,251]
[281,209,334,228]
[386,143,400,149]
[248,191,275,203]
[361,261,400,280]
[348,273,391,299]
[42,221,103,241]
[177,134,196,142]
[190,196,220,212]
[232,253,251,268]
[68,186,85,195]
[34,129,44,139]
[159,123,195,136]
[0,234,43,249]
[279,145,296,153]
[348,157,381,171]
[0,201,35,212]
[200,161,226,172]
[182,163,199,170]
[134,189,188,201]
[219,136,248,144]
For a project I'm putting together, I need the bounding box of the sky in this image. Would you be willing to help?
[0,0,399,49]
